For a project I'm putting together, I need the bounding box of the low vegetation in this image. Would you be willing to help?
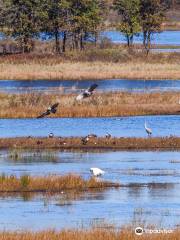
[0,174,119,193]
[1,136,180,150]
[0,91,180,118]
[0,50,179,80]
[0,227,179,240]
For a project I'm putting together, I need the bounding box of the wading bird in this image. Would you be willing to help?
[37,103,59,118]
[76,84,98,101]
[144,122,152,136]
[90,168,105,177]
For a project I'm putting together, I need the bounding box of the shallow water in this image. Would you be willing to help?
[101,30,180,45]
[1,79,180,94]
[0,115,180,138]
[0,150,180,231]
[39,30,180,45]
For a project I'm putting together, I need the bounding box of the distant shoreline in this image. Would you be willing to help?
[0,61,179,81]
[0,51,179,81]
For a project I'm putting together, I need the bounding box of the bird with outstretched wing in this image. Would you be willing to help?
[37,103,59,118]
[76,84,98,100]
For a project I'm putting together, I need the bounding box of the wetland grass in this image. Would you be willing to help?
[0,174,119,193]
[0,51,179,80]
[0,227,178,240]
[1,91,180,118]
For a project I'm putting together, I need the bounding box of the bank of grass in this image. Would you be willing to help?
[0,227,178,240]
[0,174,119,193]
[0,51,180,80]
[0,91,180,118]
[1,137,180,150]
[162,21,180,30]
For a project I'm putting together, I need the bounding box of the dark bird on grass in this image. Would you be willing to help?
[76,84,98,101]
[37,103,59,118]
[105,133,111,139]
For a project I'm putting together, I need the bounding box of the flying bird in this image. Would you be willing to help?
[37,103,59,118]
[76,84,98,101]
[144,122,152,136]
[90,168,105,177]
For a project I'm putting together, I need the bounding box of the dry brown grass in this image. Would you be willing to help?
[0,136,180,150]
[0,51,179,80]
[0,174,119,193]
[0,61,179,80]
[0,228,179,240]
[0,91,180,118]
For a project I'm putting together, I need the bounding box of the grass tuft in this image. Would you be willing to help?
[0,174,119,193]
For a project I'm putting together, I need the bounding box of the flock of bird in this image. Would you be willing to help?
[36,83,153,177]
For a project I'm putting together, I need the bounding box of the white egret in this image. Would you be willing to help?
[90,168,105,177]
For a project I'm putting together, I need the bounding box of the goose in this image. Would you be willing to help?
[105,133,111,139]
[144,122,152,136]
[87,134,97,138]
[81,136,90,145]
[48,133,54,138]
[37,103,59,118]
[76,84,98,100]
[90,168,105,177]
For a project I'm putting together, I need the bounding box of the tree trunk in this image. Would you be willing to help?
[146,32,151,55]
[21,37,31,53]
[126,34,130,47]
[80,34,84,50]
[130,35,133,47]
[55,29,60,54]
[74,34,79,49]
[143,31,147,49]
[62,31,67,52]
[94,32,98,46]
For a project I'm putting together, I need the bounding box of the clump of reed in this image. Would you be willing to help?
[0,174,119,193]
[0,227,179,240]
[0,91,180,118]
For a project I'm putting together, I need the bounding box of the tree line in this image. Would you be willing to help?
[0,0,175,54]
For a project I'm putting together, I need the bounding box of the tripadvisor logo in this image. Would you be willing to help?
[135,227,143,235]
[135,227,173,235]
